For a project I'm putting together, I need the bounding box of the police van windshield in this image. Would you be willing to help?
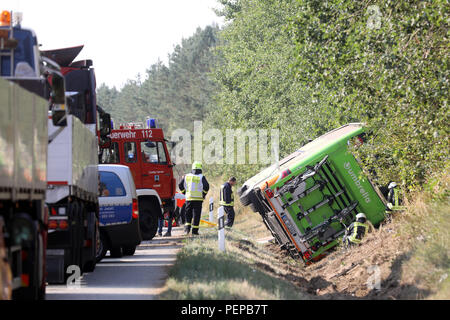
[141,141,167,164]
[99,171,126,197]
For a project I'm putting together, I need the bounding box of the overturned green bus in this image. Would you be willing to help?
[238,123,387,263]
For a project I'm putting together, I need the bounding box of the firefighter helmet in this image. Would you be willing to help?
[356,213,367,221]
[192,161,202,170]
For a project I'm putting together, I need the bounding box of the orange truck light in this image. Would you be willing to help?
[58,220,69,230]
[48,220,58,229]
[0,11,11,26]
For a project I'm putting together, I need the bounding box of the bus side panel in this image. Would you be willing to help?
[331,148,386,225]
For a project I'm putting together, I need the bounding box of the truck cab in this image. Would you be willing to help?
[100,119,175,240]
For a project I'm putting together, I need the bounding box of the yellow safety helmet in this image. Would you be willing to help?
[192,161,202,170]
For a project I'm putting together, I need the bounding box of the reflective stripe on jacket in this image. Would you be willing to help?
[219,182,234,206]
[347,221,368,244]
[184,173,204,201]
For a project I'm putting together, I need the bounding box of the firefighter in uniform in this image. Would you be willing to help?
[220,177,237,228]
[178,162,209,235]
[342,213,369,247]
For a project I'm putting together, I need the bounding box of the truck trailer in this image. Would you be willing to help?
[0,11,67,299]
[43,46,111,283]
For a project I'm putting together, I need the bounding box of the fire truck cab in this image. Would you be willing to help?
[100,119,176,240]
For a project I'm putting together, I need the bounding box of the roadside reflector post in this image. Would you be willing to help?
[218,206,225,252]
[209,197,214,222]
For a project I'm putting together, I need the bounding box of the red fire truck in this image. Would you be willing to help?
[100,119,176,240]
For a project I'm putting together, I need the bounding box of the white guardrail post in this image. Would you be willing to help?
[218,206,225,252]
[209,197,214,222]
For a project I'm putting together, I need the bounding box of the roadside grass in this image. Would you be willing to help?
[396,169,450,299]
[159,218,310,300]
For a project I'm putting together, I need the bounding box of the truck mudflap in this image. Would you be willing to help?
[46,249,65,284]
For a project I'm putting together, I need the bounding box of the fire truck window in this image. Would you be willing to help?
[101,142,120,164]
[124,142,137,163]
[157,142,167,164]
[141,141,159,163]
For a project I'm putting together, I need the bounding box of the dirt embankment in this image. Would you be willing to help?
[241,218,437,300]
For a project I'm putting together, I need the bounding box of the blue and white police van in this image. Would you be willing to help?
[97,165,141,261]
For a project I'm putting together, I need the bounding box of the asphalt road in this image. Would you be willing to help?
[46,227,184,300]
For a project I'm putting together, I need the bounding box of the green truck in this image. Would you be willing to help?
[238,123,387,263]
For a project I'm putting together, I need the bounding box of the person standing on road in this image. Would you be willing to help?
[342,213,369,247]
[157,208,175,237]
[178,162,209,235]
[220,177,237,228]
[174,192,186,225]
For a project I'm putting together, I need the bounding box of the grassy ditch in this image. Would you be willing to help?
[158,225,310,300]
[160,170,449,300]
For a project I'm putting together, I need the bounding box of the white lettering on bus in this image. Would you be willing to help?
[344,162,371,204]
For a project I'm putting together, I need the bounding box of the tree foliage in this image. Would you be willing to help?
[97,25,220,133]
[98,0,449,190]
[290,0,449,188]
[208,0,336,180]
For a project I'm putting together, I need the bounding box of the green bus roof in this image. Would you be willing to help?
[244,123,365,190]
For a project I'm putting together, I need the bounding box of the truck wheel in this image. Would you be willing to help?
[68,201,81,273]
[240,188,266,214]
[237,185,248,197]
[123,246,136,256]
[239,187,254,206]
[77,202,85,272]
[110,247,123,258]
[96,231,108,263]
[83,212,97,273]
[83,260,96,273]
[139,200,160,240]
[11,214,39,300]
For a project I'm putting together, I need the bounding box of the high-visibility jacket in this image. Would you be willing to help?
[387,187,406,211]
[182,173,208,201]
[219,182,234,206]
[347,221,368,244]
